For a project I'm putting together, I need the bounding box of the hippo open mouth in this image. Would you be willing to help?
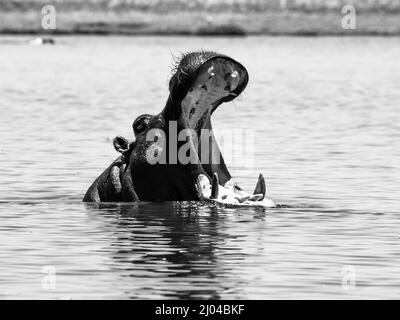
[83,51,274,207]
[180,57,244,133]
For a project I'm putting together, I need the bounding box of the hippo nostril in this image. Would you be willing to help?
[207,66,215,77]
[224,72,232,81]
[223,70,240,91]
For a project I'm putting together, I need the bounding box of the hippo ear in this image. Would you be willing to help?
[113,136,130,154]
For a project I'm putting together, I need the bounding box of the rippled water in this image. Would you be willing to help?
[0,36,399,299]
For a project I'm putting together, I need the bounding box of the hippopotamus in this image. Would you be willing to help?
[83,50,275,207]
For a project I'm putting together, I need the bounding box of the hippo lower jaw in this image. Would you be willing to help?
[178,57,275,207]
[196,173,275,207]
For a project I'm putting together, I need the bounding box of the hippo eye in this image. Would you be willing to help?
[133,114,152,136]
[133,122,147,135]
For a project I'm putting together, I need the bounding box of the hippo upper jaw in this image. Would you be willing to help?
[179,56,248,131]
[176,56,248,185]
[159,53,274,206]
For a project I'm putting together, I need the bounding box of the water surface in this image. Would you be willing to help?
[0,36,399,299]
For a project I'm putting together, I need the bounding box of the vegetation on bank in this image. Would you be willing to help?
[1,0,400,35]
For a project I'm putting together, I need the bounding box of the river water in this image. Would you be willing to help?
[0,36,399,299]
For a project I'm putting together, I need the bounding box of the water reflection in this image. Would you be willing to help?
[86,202,251,299]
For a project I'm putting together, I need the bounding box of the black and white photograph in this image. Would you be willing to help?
[0,0,399,303]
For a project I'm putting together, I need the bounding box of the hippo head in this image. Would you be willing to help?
[117,50,271,205]
[85,50,273,206]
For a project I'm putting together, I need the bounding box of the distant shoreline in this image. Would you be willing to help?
[2,31,400,37]
[1,9,400,37]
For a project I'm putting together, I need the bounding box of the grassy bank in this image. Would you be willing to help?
[1,0,400,36]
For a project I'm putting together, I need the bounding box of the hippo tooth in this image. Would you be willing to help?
[237,195,251,203]
[253,173,266,200]
[211,173,219,199]
[196,174,211,199]
[248,194,264,201]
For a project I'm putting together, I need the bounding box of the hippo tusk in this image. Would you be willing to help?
[196,174,211,200]
[248,194,264,201]
[253,173,266,200]
[211,173,219,199]
[236,195,251,203]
